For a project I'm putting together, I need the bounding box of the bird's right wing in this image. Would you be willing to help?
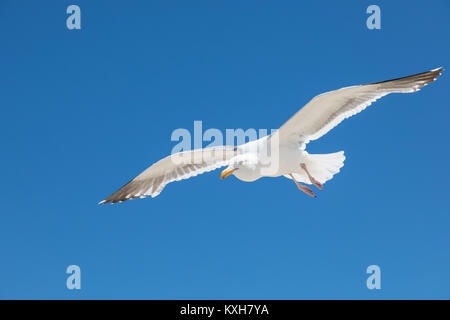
[100,146,238,204]
[278,67,443,145]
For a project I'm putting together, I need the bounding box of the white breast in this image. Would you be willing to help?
[233,137,305,181]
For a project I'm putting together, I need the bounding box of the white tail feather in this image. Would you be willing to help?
[285,151,345,185]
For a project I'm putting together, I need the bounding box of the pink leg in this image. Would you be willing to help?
[300,163,323,190]
[289,174,317,198]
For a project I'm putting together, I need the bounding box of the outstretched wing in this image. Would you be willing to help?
[278,67,443,145]
[100,146,238,204]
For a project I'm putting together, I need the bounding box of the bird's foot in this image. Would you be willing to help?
[289,173,317,198]
[300,163,323,190]
[310,177,323,190]
[298,184,317,198]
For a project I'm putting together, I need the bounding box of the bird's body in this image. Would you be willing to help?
[100,67,443,204]
[227,137,333,182]
[225,135,345,195]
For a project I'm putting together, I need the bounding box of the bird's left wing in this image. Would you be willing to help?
[278,67,443,145]
[99,146,238,204]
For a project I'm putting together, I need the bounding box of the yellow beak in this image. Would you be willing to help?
[220,168,236,179]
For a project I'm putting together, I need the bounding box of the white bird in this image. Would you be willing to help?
[100,67,443,204]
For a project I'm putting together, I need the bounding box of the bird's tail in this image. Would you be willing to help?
[286,151,345,185]
[304,151,345,184]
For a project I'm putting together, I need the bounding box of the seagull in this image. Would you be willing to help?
[100,67,443,204]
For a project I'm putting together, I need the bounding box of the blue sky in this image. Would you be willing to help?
[0,0,449,299]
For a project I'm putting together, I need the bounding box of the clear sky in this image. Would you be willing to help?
[1,0,449,299]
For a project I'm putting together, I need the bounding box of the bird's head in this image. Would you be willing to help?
[220,154,258,180]
[220,165,238,179]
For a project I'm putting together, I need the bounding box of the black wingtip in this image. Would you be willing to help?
[371,66,444,87]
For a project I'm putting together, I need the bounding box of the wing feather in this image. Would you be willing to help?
[278,67,443,145]
[99,146,238,204]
